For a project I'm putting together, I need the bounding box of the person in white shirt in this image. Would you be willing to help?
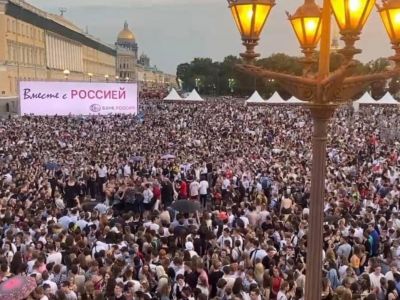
[217,229,233,249]
[143,183,154,211]
[189,180,200,200]
[46,244,62,265]
[61,281,77,300]
[250,240,267,264]
[185,241,198,258]
[385,262,399,281]
[96,163,108,200]
[199,177,209,208]
[123,163,131,177]
[369,265,384,291]
[54,192,65,210]
[276,281,289,300]
[222,175,230,199]
[96,164,108,178]
[239,214,249,228]
[42,272,58,295]
[242,176,250,193]
[3,172,12,184]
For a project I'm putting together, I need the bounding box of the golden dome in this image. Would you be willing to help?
[118,21,135,41]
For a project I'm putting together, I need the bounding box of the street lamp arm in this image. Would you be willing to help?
[236,63,320,101]
[236,64,317,85]
[343,68,400,85]
[327,68,400,102]
[317,61,358,103]
[237,62,400,104]
[236,62,356,102]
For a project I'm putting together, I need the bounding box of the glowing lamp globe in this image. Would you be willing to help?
[228,0,275,40]
[330,0,375,34]
[377,0,400,44]
[287,1,322,50]
[228,0,275,61]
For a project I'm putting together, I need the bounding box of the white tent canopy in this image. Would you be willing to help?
[163,88,182,100]
[245,91,266,104]
[286,96,306,104]
[376,92,399,105]
[266,92,287,104]
[185,89,204,101]
[354,92,377,104]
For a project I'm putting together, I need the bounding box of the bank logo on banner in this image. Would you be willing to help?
[89,104,102,112]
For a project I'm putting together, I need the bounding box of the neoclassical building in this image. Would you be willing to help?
[0,0,116,113]
[115,22,177,92]
[116,21,138,82]
[0,1,176,113]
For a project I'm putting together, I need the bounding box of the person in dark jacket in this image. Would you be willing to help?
[161,178,174,208]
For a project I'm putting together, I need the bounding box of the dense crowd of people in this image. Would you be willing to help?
[0,100,399,300]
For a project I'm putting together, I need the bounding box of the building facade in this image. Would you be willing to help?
[115,22,177,94]
[0,0,177,113]
[0,0,116,112]
[116,21,138,82]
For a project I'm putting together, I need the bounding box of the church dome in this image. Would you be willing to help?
[118,21,135,41]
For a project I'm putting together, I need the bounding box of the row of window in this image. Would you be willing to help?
[119,72,133,79]
[46,35,83,72]
[7,41,45,66]
[6,17,44,42]
[84,60,115,76]
[119,63,132,69]
[83,47,115,65]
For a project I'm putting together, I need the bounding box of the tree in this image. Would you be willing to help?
[388,76,400,99]
[176,63,191,91]
[175,54,394,97]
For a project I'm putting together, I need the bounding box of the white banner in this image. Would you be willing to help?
[19,81,138,116]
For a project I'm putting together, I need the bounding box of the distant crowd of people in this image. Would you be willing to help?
[0,100,399,300]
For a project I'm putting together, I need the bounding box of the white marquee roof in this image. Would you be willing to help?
[376,92,399,105]
[245,91,266,103]
[185,89,204,101]
[266,92,287,104]
[286,96,306,104]
[354,92,377,104]
[163,88,182,100]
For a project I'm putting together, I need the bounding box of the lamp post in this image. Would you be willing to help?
[228,78,236,93]
[104,74,109,82]
[63,69,70,81]
[227,0,400,299]
[115,76,119,82]
[88,73,93,82]
[195,78,201,92]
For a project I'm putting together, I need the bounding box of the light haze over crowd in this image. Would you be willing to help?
[30,0,393,73]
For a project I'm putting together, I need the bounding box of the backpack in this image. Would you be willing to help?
[151,238,161,255]
[261,177,271,190]
[232,217,244,229]
[231,247,242,261]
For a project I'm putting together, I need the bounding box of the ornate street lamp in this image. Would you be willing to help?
[195,78,201,91]
[228,78,236,93]
[88,73,93,82]
[115,76,120,82]
[287,0,322,74]
[63,69,70,81]
[377,0,400,65]
[104,74,109,82]
[227,0,400,300]
[330,0,375,60]
[228,0,275,61]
